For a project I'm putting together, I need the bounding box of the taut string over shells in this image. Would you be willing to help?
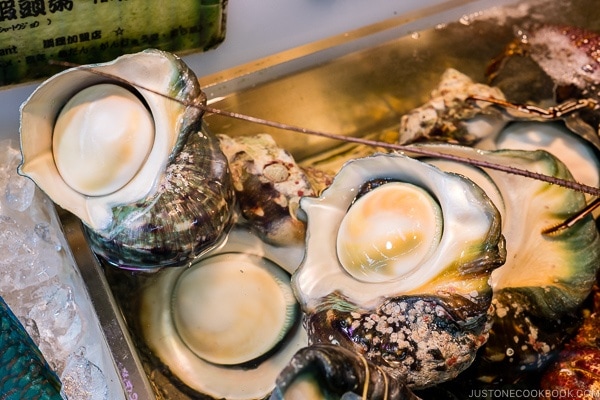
[49,60,600,232]
[21,51,236,270]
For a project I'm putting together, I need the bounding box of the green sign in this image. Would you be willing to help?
[0,0,226,86]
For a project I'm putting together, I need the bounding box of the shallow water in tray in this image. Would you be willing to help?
[100,0,600,398]
[203,0,600,162]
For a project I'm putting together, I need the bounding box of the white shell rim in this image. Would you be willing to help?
[171,252,298,366]
[19,50,187,230]
[293,153,499,311]
[140,227,307,399]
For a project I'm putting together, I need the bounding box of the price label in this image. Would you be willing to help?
[0,0,226,86]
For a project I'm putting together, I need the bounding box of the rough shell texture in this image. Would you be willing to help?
[305,295,492,389]
[293,153,506,389]
[218,133,315,247]
[270,344,420,400]
[19,49,235,270]
[398,68,506,146]
[487,24,600,151]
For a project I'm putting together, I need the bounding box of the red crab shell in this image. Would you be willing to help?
[540,287,600,399]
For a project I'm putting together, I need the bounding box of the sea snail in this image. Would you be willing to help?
[19,49,236,270]
[293,153,506,388]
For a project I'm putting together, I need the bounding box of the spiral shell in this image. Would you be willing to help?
[19,49,235,270]
[271,344,420,399]
[293,153,505,388]
[218,133,318,247]
[84,125,235,269]
[420,143,600,382]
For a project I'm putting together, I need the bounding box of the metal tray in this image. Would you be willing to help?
[57,0,599,398]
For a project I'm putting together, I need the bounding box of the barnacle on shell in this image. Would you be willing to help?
[292,153,506,389]
[218,133,317,247]
[398,68,506,146]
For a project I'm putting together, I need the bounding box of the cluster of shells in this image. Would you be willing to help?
[17,25,600,400]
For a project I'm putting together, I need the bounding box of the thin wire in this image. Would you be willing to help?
[48,60,600,198]
[375,365,389,400]
[542,197,600,234]
[358,353,370,400]
[203,105,600,196]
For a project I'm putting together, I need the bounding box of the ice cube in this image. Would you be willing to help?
[61,349,109,400]
[35,222,63,251]
[0,215,61,292]
[0,139,35,212]
[28,282,85,367]
[5,171,35,212]
[0,140,124,399]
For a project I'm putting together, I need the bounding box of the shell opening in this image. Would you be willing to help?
[172,253,298,366]
[52,83,155,197]
[336,182,443,283]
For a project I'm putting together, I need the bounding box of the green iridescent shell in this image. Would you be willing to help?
[271,344,420,399]
[292,153,505,389]
[421,144,600,382]
[19,50,235,270]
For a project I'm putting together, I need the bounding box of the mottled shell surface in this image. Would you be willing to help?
[293,153,506,388]
[393,62,600,385]
[19,50,235,269]
[218,133,316,247]
[398,68,507,146]
[85,125,235,269]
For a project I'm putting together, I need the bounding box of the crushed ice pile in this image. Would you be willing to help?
[0,139,124,400]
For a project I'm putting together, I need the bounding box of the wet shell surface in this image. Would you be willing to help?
[292,153,506,389]
[19,49,236,270]
[140,226,307,399]
[270,344,420,400]
[486,24,600,152]
[398,68,507,146]
[388,64,600,385]
[416,142,600,381]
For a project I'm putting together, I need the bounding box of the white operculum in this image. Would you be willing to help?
[52,84,155,197]
[336,182,443,283]
[173,253,297,366]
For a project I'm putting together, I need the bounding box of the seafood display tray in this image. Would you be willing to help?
[52,0,600,398]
